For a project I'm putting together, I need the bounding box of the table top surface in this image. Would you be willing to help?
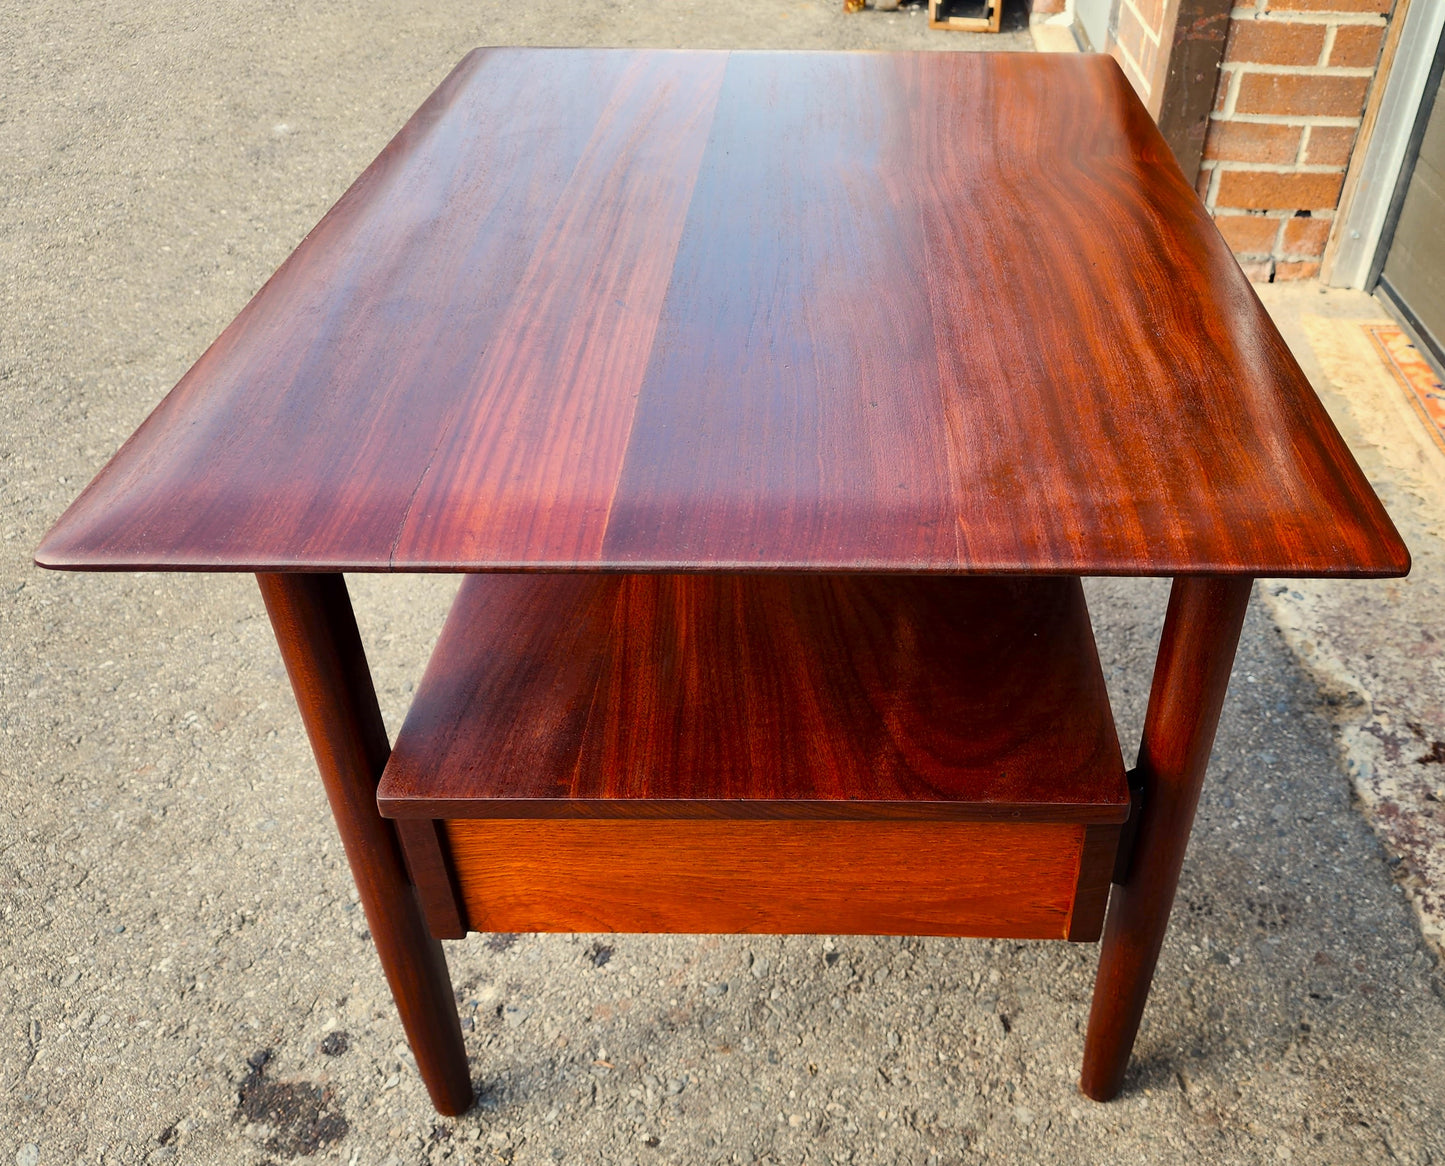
[37,48,1408,577]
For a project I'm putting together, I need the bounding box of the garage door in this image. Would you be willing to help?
[1377,47,1445,372]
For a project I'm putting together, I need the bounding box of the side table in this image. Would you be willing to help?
[36,49,1408,1117]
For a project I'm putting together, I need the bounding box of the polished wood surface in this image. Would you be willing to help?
[376,574,1129,822]
[1080,575,1253,1101]
[32,43,1410,1114]
[37,50,1406,579]
[1067,824,1123,943]
[395,818,467,941]
[256,574,473,1115]
[443,819,1102,939]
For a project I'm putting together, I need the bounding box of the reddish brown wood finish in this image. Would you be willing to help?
[376,574,1129,823]
[442,819,1103,939]
[1068,825,1124,943]
[256,573,473,1115]
[1080,575,1253,1101]
[30,45,1411,1116]
[395,819,467,941]
[36,51,1407,580]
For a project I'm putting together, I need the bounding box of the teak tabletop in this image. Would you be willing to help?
[36,49,1406,578]
[37,49,1409,1118]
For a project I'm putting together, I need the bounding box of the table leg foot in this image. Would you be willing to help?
[1080,575,1252,1102]
[258,573,474,1116]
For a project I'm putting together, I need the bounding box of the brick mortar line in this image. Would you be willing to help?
[1211,208,1338,218]
[1259,220,1285,256]
[1212,194,1343,208]
[1141,9,1164,46]
[1205,165,1222,207]
[1120,0,1165,45]
[1213,210,1338,233]
[1232,250,1334,262]
[1228,8,1388,24]
[1220,63,1377,77]
[1117,51,1147,88]
[1223,67,1245,116]
[1116,39,1149,93]
[1203,160,1347,174]
[1211,111,1363,126]
[1220,219,1286,257]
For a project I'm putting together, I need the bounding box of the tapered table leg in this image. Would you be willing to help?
[1080,575,1253,1101]
[257,573,473,1116]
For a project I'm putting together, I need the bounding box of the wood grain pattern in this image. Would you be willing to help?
[36,51,1406,579]
[1068,824,1122,943]
[376,574,1130,823]
[256,574,472,1115]
[1080,575,1252,1101]
[394,52,727,566]
[395,818,467,941]
[443,819,1097,939]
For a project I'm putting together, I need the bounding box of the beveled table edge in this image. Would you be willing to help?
[30,555,1414,578]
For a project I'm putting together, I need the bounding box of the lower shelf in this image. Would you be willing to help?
[381,572,1129,945]
[377,573,1129,820]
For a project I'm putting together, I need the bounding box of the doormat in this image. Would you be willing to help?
[1364,323,1445,455]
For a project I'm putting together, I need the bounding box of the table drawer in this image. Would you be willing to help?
[400,818,1118,943]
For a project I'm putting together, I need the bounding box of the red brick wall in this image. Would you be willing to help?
[1198,0,1391,280]
[1112,0,1173,108]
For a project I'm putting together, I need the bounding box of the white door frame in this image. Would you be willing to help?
[1326,0,1445,289]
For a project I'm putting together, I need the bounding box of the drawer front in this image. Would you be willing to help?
[424,819,1116,942]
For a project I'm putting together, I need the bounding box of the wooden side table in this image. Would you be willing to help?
[36,50,1408,1118]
